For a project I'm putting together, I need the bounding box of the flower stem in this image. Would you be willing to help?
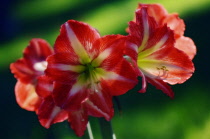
[82,122,94,139]
[87,122,94,139]
[99,118,116,139]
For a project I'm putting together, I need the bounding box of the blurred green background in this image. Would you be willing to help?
[1,0,210,139]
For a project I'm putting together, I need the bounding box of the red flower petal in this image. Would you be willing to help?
[52,82,88,111]
[38,96,68,128]
[91,35,124,67]
[84,86,114,120]
[46,53,81,84]
[15,81,41,111]
[68,108,88,137]
[24,38,53,65]
[138,69,147,93]
[36,75,53,98]
[138,4,168,23]
[144,38,194,85]
[128,8,157,48]
[54,20,100,61]
[161,13,185,38]
[139,25,174,54]
[146,77,174,98]
[175,36,196,60]
[136,4,195,61]
[138,4,185,38]
[10,58,35,83]
[101,58,138,96]
[10,38,53,83]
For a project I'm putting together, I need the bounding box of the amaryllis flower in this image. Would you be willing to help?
[125,6,195,97]
[10,39,53,111]
[45,20,138,136]
[135,3,196,60]
[10,39,68,130]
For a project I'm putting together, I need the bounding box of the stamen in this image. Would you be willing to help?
[156,65,169,79]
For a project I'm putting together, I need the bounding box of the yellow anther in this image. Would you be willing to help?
[156,65,169,79]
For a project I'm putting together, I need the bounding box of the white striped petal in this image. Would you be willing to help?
[91,47,112,67]
[65,22,90,63]
[127,42,138,53]
[138,8,150,52]
[44,106,62,128]
[50,64,85,73]
[102,71,133,83]
[138,33,168,59]
[38,83,53,93]
[67,81,84,98]
[31,40,41,56]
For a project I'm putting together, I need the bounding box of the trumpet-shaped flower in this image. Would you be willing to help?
[10,39,69,131]
[45,20,138,136]
[125,6,195,97]
[135,3,196,60]
[10,39,53,111]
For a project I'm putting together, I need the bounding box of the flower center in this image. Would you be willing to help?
[83,63,97,79]
[78,62,105,87]
[34,61,47,72]
[156,65,169,79]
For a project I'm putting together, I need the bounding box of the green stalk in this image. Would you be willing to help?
[82,122,94,139]
[99,118,116,139]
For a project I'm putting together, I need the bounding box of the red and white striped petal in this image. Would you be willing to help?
[141,39,194,85]
[175,36,196,60]
[100,59,138,96]
[137,25,174,59]
[15,81,41,111]
[54,20,100,63]
[83,85,114,120]
[123,37,139,62]
[128,7,157,52]
[91,35,124,67]
[138,4,185,38]
[24,38,53,65]
[10,38,53,83]
[138,4,168,24]
[68,108,88,137]
[52,82,88,111]
[46,53,83,84]
[10,58,35,83]
[38,96,68,128]
[138,69,147,93]
[36,75,53,98]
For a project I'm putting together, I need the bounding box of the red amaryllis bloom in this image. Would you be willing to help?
[125,6,195,97]
[45,20,138,136]
[135,3,196,60]
[10,39,68,130]
[10,39,53,111]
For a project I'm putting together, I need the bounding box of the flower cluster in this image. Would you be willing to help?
[10,3,195,137]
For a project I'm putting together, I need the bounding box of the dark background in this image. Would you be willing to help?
[1,0,210,139]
